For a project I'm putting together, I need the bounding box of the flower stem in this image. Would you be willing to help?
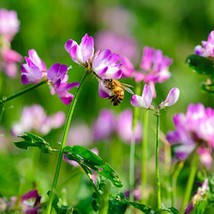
[155,111,161,209]
[171,161,184,206]
[180,155,198,213]
[129,105,140,202]
[141,109,148,200]
[46,72,89,214]
[0,81,46,104]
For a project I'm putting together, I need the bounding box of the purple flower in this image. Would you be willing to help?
[21,189,41,214]
[131,84,153,109]
[92,49,122,79]
[21,49,47,84]
[195,30,214,57]
[92,109,116,141]
[116,109,142,144]
[65,33,94,67]
[0,9,20,41]
[65,34,123,80]
[47,63,80,105]
[11,104,65,136]
[167,103,214,169]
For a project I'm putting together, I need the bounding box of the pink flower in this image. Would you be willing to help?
[131,84,153,109]
[47,63,79,105]
[11,105,65,136]
[195,30,214,58]
[1,48,23,77]
[92,109,116,141]
[116,109,142,144]
[0,9,20,41]
[167,103,214,169]
[92,49,122,79]
[95,31,139,63]
[21,49,47,84]
[132,47,173,97]
[65,34,123,79]
[65,33,94,67]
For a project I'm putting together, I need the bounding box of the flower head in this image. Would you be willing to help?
[195,30,214,58]
[167,103,214,169]
[0,9,20,41]
[65,33,94,68]
[11,104,65,136]
[21,49,47,84]
[132,47,172,97]
[21,189,41,214]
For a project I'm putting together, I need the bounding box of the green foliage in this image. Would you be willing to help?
[186,54,214,76]
[47,191,72,214]
[63,145,123,188]
[13,132,57,153]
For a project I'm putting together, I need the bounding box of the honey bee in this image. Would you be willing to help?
[102,79,134,106]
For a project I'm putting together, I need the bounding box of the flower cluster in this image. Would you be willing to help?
[194,30,214,58]
[120,46,173,97]
[21,49,79,104]
[93,108,142,143]
[11,104,65,136]
[0,9,22,77]
[167,103,214,169]
[131,84,180,110]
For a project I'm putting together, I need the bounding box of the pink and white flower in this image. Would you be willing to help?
[167,103,214,169]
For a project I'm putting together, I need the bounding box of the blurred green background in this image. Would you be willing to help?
[0,0,214,212]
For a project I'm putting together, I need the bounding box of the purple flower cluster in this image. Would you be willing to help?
[21,49,79,105]
[167,103,214,169]
[93,108,142,144]
[0,9,22,77]
[11,104,65,136]
[195,30,214,58]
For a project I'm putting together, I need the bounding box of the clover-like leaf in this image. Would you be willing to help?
[63,145,123,188]
[14,132,57,153]
[186,54,214,76]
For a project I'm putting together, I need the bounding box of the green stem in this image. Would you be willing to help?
[180,155,198,213]
[171,161,184,206]
[46,72,89,214]
[0,81,46,104]
[141,110,149,200]
[155,111,161,209]
[129,105,139,202]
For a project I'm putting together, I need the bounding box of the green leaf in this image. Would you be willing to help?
[14,132,57,153]
[201,82,214,93]
[186,54,214,76]
[63,145,123,188]
[128,201,154,214]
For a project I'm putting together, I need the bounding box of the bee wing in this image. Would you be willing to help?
[123,86,134,95]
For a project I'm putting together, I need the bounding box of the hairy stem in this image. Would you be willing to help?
[46,72,89,214]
